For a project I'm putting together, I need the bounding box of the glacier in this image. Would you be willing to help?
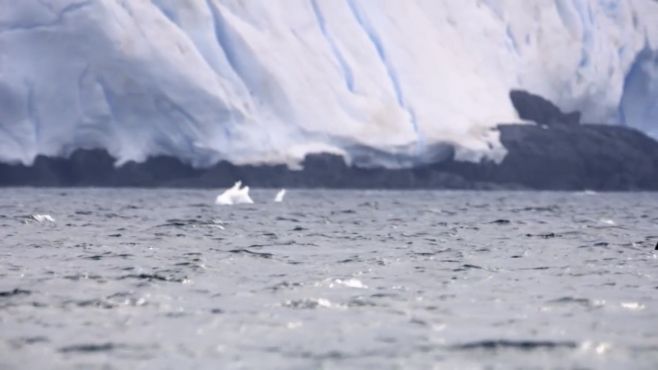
[0,0,657,168]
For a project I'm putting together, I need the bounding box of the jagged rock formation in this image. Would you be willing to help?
[509,90,581,127]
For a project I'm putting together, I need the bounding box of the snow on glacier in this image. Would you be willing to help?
[0,0,656,167]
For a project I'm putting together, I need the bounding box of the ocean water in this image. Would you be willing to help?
[0,188,657,369]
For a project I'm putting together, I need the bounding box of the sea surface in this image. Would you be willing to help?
[1,188,657,369]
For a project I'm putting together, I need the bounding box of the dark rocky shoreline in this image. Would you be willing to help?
[1,122,657,190]
[2,91,657,190]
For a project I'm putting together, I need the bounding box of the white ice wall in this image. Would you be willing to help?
[0,0,656,167]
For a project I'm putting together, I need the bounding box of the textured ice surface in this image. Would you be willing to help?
[0,0,657,167]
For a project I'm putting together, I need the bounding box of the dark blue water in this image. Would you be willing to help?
[1,189,657,369]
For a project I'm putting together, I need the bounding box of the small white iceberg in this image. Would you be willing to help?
[32,214,55,223]
[215,181,254,205]
[274,189,286,203]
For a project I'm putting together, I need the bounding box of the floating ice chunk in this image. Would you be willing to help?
[334,278,368,289]
[274,189,286,203]
[215,181,254,205]
[316,298,333,308]
[215,181,242,205]
[581,341,612,355]
[620,302,645,311]
[32,214,55,223]
[599,219,616,226]
[236,186,254,204]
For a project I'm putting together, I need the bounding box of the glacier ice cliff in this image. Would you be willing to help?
[0,0,657,168]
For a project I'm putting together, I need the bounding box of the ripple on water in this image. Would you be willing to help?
[450,339,578,351]
[1,189,657,369]
[0,289,31,298]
